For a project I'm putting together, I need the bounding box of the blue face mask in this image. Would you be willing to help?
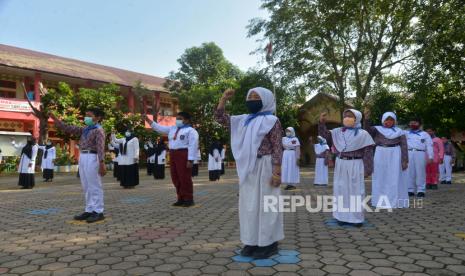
[176,120,184,128]
[246,100,263,114]
[84,117,95,126]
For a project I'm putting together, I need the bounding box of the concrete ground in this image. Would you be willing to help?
[0,167,464,276]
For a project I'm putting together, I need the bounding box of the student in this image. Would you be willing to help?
[50,108,106,223]
[38,141,56,182]
[208,141,222,181]
[12,137,39,189]
[192,147,201,177]
[319,110,374,227]
[144,140,156,176]
[144,112,199,207]
[364,111,409,208]
[404,118,434,197]
[281,127,300,190]
[425,128,444,190]
[220,144,226,175]
[215,87,284,259]
[313,136,330,186]
[153,139,167,180]
[112,129,140,189]
[439,137,455,185]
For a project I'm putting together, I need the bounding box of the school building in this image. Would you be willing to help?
[0,43,178,152]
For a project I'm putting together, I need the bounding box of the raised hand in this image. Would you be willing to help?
[222,88,236,101]
[319,112,327,123]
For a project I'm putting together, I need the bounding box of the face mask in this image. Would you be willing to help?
[246,100,263,114]
[410,124,419,130]
[286,132,292,137]
[84,117,95,126]
[176,120,184,128]
[125,131,132,138]
[343,117,356,128]
[46,142,52,146]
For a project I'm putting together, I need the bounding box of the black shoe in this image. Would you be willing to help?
[416,192,425,198]
[252,242,278,259]
[431,185,438,190]
[86,212,105,223]
[440,181,446,184]
[74,212,92,221]
[447,181,452,185]
[182,201,195,207]
[408,192,415,197]
[240,245,258,257]
[172,201,184,207]
[426,184,431,190]
[284,185,296,190]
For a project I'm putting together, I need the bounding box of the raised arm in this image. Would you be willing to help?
[318,113,333,146]
[50,114,83,136]
[143,115,171,135]
[215,89,235,129]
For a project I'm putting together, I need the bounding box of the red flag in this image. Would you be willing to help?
[265,41,273,62]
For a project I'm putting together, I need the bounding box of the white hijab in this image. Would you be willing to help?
[331,109,374,152]
[374,112,404,139]
[230,87,278,183]
[285,127,296,137]
[314,135,329,154]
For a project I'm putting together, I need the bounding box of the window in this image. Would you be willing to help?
[0,80,16,89]
[0,90,16,98]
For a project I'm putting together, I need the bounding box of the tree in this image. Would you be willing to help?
[166,42,242,91]
[41,82,151,143]
[405,0,465,135]
[248,0,419,116]
[166,42,243,157]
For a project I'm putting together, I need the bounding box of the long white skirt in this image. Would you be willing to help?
[333,158,365,224]
[239,155,284,247]
[281,150,300,184]
[372,146,408,208]
[314,158,328,185]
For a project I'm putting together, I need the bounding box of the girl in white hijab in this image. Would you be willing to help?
[281,127,301,190]
[313,135,330,185]
[364,111,409,208]
[215,87,284,259]
[319,109,375,227]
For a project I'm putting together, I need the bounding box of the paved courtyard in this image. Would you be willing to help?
[0,167,465,276]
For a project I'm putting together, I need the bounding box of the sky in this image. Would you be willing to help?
[0,0,268,78]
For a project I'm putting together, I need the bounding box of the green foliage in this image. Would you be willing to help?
[167,42,242,91]
[54,145,76,166]
[405,0,465,135]
[248,0,419,112]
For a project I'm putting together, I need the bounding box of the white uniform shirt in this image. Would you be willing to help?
[150,122,199,161]
[38,146,56,169]
[404,130,434,159]
[12,141,38,174]
[112,135,140,165]
[144,143,156,163]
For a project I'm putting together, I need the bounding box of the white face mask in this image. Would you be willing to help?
[286,132,292,137]
[175,120,184,128]
[125,131,132,137]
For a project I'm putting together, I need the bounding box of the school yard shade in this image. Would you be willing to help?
[0,168,465,275]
